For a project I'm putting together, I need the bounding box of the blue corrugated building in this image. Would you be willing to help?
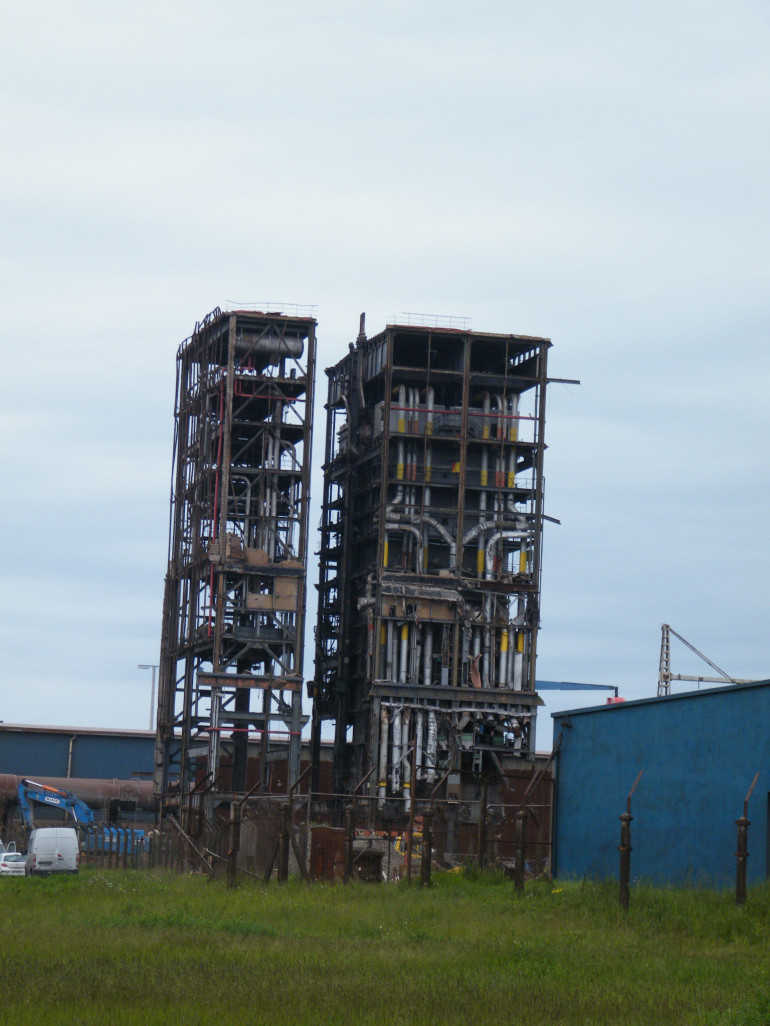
[552,680,770,888]
[0,723,155,780]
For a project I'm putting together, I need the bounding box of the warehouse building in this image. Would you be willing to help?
[0,723,155,781]
[553,680,770,888]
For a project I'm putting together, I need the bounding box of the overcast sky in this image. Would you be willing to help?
[2,1,768,745]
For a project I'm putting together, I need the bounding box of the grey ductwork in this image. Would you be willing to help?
[236,332,304,363]
[389,513,456,568]
[385,521,424,572]
[463,519,527,545]
[485,530,529,579]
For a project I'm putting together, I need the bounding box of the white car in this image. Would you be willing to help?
[0,852,27,876]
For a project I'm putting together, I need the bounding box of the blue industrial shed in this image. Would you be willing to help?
[553,680,770,888]
[0,723,155,781]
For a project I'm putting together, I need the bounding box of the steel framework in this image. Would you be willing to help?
[311,319,551,805]
[657,623,755,696]
[154,308,316,804]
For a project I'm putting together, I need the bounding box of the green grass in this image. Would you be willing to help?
[2,870,770,1025]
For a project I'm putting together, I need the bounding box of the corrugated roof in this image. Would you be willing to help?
[0,723,155,738]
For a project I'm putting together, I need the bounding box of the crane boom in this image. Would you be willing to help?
[657,624,755,696]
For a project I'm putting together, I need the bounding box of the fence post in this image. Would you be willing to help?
[736,773,759,906]
[478,777,488,871]
[618,811,632,910]
[228,800,241,889]
[421,810,433,887]
[619,770,643,910]
[343,807,353,884]
[514,809,527,895]
[278,803,290,883]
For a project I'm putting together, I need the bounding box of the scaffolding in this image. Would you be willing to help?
[311,318,551,809]
[153,308,316,807]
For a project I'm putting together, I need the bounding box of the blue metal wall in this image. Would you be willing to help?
[0,729,155,781]
[553,680,770,888]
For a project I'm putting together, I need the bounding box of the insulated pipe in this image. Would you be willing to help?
[386,620,394,680]
[390,514,455,569]
[0,775,157,812]
[357,573,375,610]
[386,484,404,516]
[482,393,491,440]
[392,709,402,791]
[426,712,437,783]
[506,394,521,512]
[405,485,413,565]
[512,625,524,690]
[463,519,526,545]
[485,530,530,579]
[401,709,412,809]
[378,707,389,804]
[493,394,504,440]
[426,387,434,436]
[423,459,432,571]
[478,443,489,575]
[385,521,424,572]
[473,626,481,660]
[380,621,387,677]
[498,628,509,687]
[396,386,407,482]
[399,624,409,684]
[409,621,418,683]
[507,446,517,490]
[409,387,418,433]
[508,393,520,442]
[415,711,424,781]
[423,625,433,687]
[483,615,492,688]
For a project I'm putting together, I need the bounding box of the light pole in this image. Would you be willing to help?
[138,664,159,731]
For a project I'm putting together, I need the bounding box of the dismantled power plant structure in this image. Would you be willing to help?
[151,306,556,875]
[154,308,316,802]
[311,320,551,805]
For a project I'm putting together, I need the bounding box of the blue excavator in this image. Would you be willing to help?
[17,779,145,854]
[17,778,95,828]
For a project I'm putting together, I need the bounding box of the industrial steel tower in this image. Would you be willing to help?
[154,308,316,804]
[311,318,550,804]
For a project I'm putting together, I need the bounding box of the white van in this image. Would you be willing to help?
[25,827,79,876]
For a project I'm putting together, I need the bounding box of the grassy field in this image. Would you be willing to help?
[1,870,770,1026]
